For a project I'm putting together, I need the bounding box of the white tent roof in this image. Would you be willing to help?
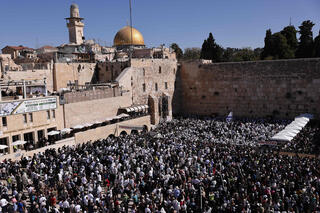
[72,125,84,129]
[0,145,8,150]
[12,140,27,146]
[271,114,313,142]
[48,130,60,136]
[118,113,130,118]
[60,128,72,134]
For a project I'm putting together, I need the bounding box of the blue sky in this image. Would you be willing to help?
[0,0,319,50]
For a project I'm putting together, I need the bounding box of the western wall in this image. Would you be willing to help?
[177,58,320,119]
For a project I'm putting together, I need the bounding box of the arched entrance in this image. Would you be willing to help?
[159,94,169,121]
[131,130,139,135]
[120,131,127,136]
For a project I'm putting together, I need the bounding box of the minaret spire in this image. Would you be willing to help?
[65,4,85,45]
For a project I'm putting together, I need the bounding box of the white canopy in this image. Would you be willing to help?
[118,113,130,118]
[271,113,313,142]
[0,145,8,150]
[12,140,27,146]
[48,130,60,136]
[72,125,84,130]
[60,128,72,134]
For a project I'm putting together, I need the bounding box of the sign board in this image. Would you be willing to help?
[0,97,57,117]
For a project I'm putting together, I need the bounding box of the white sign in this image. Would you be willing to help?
[0,97,57,117]
[14,97,57,114]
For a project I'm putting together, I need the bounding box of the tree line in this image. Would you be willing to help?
[171,20,320,62]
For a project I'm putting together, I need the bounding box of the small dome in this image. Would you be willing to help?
[114,26,145,47]
[71,3,79,9]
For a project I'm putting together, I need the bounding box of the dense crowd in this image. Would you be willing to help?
[0,117,319,212]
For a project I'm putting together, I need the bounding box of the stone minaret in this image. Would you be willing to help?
[65,4,85,44]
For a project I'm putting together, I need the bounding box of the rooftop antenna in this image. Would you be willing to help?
[129,0,133,61]
[289,17,292,26]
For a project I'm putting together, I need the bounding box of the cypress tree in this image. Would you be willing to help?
[296,20,315,58]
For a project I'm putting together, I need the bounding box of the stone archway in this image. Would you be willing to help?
[159,93,171,122]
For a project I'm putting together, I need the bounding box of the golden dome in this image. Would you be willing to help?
[114,26,145,47]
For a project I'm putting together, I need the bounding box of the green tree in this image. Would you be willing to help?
[296,20,315,58]
[222,47,235,62]
[271,32,295,59]
[261,29,273,59]
[200,33,223,62]
[200,40,209,59]
[281,25,298,53]
[313,31,320,57]
[183,48,201,60]
[170,43,183,59]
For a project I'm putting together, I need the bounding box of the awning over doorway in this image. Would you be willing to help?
[121,104,149,113]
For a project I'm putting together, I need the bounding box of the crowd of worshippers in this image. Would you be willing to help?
[0,117,319,212]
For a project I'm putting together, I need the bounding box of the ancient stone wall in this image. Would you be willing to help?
[53,63,96,91]
[63,94,132,128]
[179,58,320,119]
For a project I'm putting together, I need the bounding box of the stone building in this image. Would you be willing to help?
[1,46,35,59]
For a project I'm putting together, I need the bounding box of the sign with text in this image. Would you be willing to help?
[0,97,57,117]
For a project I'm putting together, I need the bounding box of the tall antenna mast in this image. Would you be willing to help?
[289,17,292,26]
[129,0,133,61]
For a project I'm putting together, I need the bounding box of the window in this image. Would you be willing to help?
[143,68,145,76]
[155,83,158,91]
[47,110,50,120]
[165,82,168,90]
[173,68,176,74]
[159,66,162,74]
[142,83,146,92]
[2,117,7,127]
[23,114,27,123]
[29,113,33,123]
[52,110,56,119]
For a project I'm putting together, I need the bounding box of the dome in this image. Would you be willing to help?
[114,26,145,47]
[71,3,79,9]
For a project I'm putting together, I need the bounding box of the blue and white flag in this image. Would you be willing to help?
[226,112,233,122]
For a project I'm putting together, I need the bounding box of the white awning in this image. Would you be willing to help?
[48,130,60,136]
[126,107,133,112]
[122,105,149,113]
[12,140,27,146]
[0,145,8,150]
[271,113,313,142]
[133,107,139,112]
[118,113,130,118]
[141,105,149,110]
[105,117,113,121]
[113,115,122,120]
[72,125,84,130]
[60,128,72,134]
